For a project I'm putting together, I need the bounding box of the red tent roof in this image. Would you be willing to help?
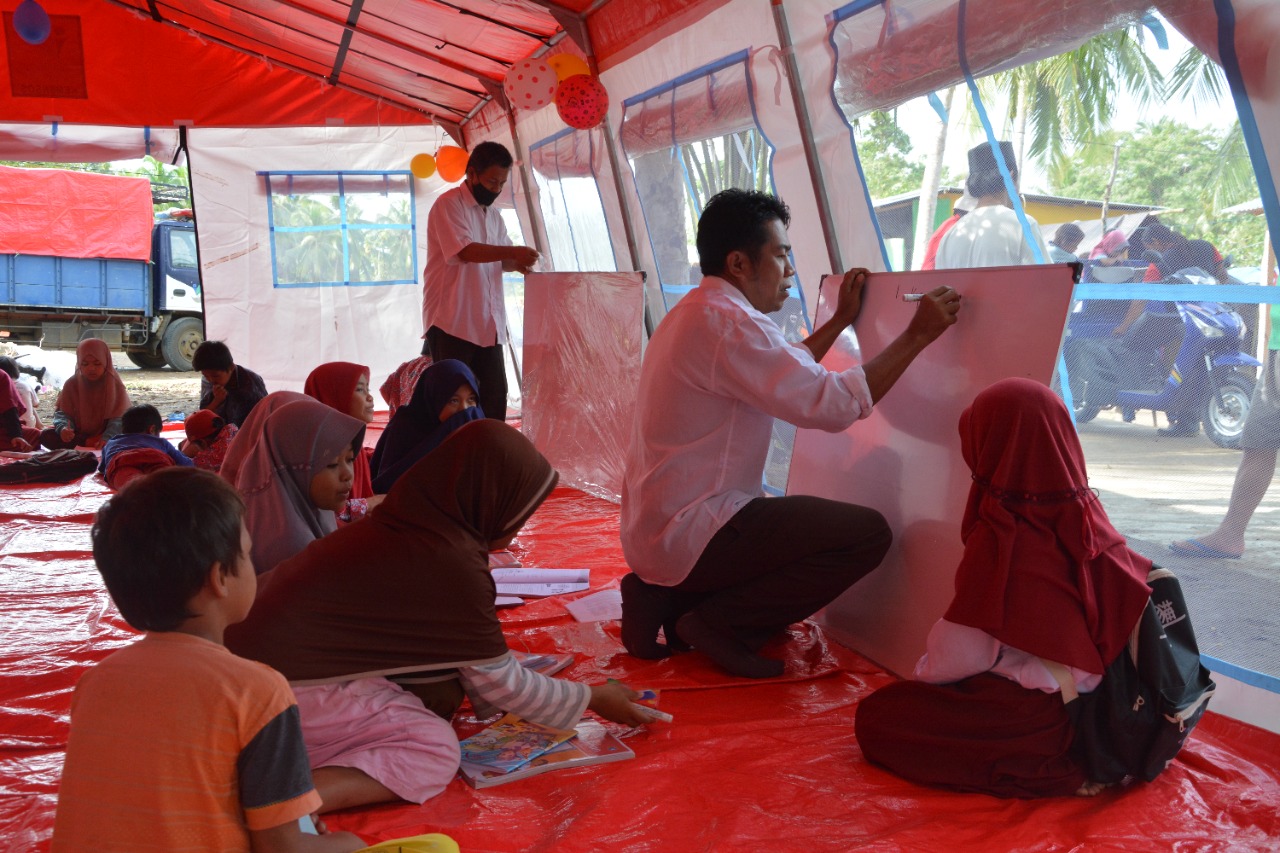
[0,0,710,132]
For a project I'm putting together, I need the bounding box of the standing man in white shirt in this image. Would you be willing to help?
[934,141,1049,270]
[422,142,539,421]
[620,189,962,679]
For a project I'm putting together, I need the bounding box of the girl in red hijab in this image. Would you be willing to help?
[40,339,130,449]
[855,378,1152,798]
[304,361,381,520]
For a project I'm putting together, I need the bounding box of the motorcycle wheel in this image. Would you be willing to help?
[1203,372,1256,450]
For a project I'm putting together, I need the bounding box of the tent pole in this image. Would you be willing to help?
[770,0,843,274]
[503,111,545,259]
[578,30,651,335]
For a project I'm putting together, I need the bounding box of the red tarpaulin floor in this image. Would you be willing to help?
[3,450,1280,851]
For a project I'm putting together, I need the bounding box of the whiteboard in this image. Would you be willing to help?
[787,264,1079,675]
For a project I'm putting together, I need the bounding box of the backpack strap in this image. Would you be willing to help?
[1040,658,1079,704]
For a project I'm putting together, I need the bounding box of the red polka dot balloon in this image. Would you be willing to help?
[503,59,557,110]
[555,74,609,129]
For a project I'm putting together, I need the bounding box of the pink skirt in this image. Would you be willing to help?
[293,677,461,803]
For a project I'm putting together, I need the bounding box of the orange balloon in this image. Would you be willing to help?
[436,146,469,183]
[548,54,591,82]
[410,153,436,179]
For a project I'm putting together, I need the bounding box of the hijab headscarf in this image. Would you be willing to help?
[304,361,374,499]
[1089,229,1130,260]
[218,390,309,484]
[370,359,484,494]
[943,378,1152,674]
[0,370,25,419]
[225,419,559,682]
[235,398,365,575]
[56,339,129,436]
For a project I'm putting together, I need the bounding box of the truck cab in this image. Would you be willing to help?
[122,213,205,370]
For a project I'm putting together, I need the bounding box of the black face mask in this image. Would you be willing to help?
[469,182,500,207]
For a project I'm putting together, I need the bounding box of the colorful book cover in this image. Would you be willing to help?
[457,714,577,776]
[459,719,635,788]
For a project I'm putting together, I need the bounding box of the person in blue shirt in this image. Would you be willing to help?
[99,404,193,489]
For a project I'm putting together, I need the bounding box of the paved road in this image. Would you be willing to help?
[1080,409,1278,680]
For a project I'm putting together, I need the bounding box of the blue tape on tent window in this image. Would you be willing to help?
[927,92,948,123]
[1140,13,1169,51]
[1215,0,1280,271]
[1203,654,1280,694]
[830,0,884,25]
[621,50,751,109]
[955,0,1044,266]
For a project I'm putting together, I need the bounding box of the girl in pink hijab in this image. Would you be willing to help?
[40,339,130,450]
[1088,230,1130,263]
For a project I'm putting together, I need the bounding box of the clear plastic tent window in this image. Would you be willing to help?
[826,0,1280,689]
[528,128,620,274]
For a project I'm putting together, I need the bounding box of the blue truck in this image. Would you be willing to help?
[0,167,204,371]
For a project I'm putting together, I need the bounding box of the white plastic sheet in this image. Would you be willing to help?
[521,271,644,503]
[789,266,1078,675]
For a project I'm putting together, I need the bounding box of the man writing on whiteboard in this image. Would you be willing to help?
[619,189,962,678]
[422,141,539,421]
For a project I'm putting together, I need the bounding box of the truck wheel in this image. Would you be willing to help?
[127,349,168,369]
[1204,373,1255,450]
[162,317,204,372]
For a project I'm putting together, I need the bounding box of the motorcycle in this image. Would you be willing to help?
[1059,263,1261,449]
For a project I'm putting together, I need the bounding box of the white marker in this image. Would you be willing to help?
[633,703,674,723]
[902,293,925,302]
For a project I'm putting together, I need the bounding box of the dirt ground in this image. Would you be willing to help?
[32,353,203,425]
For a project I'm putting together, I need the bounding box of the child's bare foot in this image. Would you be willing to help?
[1075,780,1108,797]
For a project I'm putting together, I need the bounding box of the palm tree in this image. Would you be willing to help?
[911,20,1166,267]
[978,27,1164,175]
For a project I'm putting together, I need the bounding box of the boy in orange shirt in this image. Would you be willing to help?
[52,467,363,852]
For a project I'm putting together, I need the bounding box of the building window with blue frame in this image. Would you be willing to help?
[262,170,418,288]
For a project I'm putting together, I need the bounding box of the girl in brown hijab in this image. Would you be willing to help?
[227,419,650,812]
[40,339,130,449]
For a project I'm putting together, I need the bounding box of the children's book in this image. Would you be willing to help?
[458,719,635,788]
[510,649,575,677]
[457,714,577,776]
[492,567,590,597]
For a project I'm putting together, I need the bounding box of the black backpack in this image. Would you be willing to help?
[1045,567,1215,784]
[0,449,99,485]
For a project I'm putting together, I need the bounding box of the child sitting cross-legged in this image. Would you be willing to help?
[97,403,194,490]
[52,467,364,852]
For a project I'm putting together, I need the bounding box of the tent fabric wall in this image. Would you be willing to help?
[522,271,643,503]
[0,123,181,164]
[188,125,446,394]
